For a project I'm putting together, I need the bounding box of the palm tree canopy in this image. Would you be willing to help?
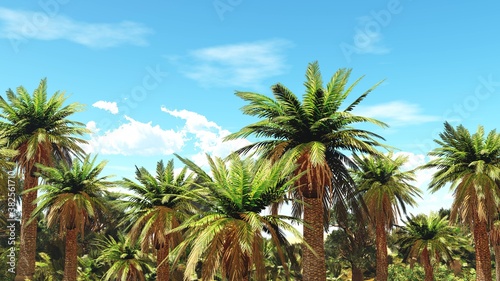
[173,153,303,281]
[29,155,113,235]
[0,78,89,170]
[422,122,500,225]
[119,159,197,251]
[353,152,421,228]
[225,61,388,222]
[96,234,154,281]
[396,213,468,263]
[0,132,17,170]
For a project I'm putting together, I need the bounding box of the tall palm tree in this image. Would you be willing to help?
[96,234,154,281]
[352,152,421,281]
[0,78,88,281]
[225,61,387,281]
[396,213,468,281]
[29,155,113,281]
[119,159,196,281]
[422,122,500,281]
[174,153,302,281]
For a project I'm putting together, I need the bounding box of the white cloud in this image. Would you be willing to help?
[86,121,99,134]
[84,108,250,163]
[390,151,453,216]
[355,101,440,126]
[172,39,292,88]
[84,116,184,156]
[92,101,118,114]
[161,107,251,167]
[0,7,151,48]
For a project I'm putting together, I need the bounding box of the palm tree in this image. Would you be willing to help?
[174,153,302,281]
[352,152,421,281]
[119,159,196,281]
[225,61,387,281]
[29,155,113,281]
[422,122,500,281]
[396,213,468,281]
[0,78,88,281]
[96,234,154,281]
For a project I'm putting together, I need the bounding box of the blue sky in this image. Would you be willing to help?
[1,0,500,217]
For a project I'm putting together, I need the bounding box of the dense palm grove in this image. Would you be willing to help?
[0,62,499,281]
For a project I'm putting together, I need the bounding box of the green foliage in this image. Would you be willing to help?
[325,213,376,279]
[396,213,470,264]
[388,264,476,281]
[31,155,113,236]
[174,153,302,281]
[0,78,89,169]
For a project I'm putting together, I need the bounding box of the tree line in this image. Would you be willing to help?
[1,61,499,281]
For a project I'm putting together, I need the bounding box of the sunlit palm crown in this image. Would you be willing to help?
[0,78,88,169]
[397,213,467,263]
[174,154,302,281]
[225,61,387,205]
[31,155,113,235]
[423,122,500,224]
[96,234,153,281]
[353,152,421,228]
[119,159,197,250]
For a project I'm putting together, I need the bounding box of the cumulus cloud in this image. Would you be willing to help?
[171,39,292,88]
[84,116,184,156]
[391,151,452,216]
[0,7,152,48]
[84,108,250,165]
[161,107,251,167]
[92,101,118,114]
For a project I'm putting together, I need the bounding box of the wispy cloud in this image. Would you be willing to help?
[0,7,152,48]
[92,100,118,114]
[170,39,292,88]
[355,101,440,126]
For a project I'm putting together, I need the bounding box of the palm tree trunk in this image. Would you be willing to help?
[351,263,363,281]
[473,213,493,281]
[375,213,388,281]
[15,173,38,281]
[421,247,434,281]
[63,228,78,281]
[157,244,170,281]
[302,197,326,281]
[494,245,500,281]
